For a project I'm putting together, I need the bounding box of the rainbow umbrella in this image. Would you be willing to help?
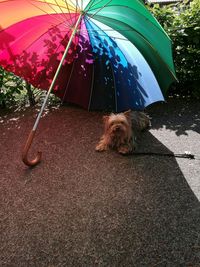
[0,0,176,166]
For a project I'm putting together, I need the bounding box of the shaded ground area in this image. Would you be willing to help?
[0,99,200,266]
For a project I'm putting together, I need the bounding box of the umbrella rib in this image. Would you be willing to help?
[61,16,83,103]
[99,23,118,113]
[54,0,72,22]
[61,58,76,104]
[30,0,73,8]
[67,0,80,10]
[93,34,129,41]
[74,0,78,15]
[87,62,95,111]
[110,58,118,113]
[82,17,95,111]
[64,0,80,17]
[45,0,75,27]
[84,0,95,11]
[43,0,74,27]
[29,0,72,28]
[80,28,133,41]
[84,0,112,24]
[80,24,148,41]
[84,0,104,12]
[81,28,136,33]
[62,0,76,26]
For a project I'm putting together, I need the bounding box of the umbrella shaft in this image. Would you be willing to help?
[33,14,82,131]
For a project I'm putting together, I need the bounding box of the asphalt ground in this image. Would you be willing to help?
[0,98,199,266]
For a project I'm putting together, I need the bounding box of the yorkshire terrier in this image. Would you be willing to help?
[95,110,150,154]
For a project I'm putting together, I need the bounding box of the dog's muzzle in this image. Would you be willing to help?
[112,125,123,132]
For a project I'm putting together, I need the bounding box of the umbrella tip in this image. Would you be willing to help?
[80,10,86,15]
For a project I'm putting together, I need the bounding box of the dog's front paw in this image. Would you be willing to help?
[118,141,137,155]
[95,142,108,152]
[118,145,131,155]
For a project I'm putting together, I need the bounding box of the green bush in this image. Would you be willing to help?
[0,67,60,110]
[149,0,200,98]
[0,67,24,108]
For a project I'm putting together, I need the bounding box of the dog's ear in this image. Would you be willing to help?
[103,115,110,131]
[123,109,131,119]
[103,115,109,124]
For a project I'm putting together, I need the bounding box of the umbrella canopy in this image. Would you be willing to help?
[0,0,176,112]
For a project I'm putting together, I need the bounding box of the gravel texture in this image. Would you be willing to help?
[0,99,199,267]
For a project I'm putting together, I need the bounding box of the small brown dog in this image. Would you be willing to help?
[95,110,150,154]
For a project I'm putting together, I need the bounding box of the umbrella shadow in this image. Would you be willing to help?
[1,107,199,266]
[147,99,200,136]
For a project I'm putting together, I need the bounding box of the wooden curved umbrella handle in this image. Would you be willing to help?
[22,129,42,167]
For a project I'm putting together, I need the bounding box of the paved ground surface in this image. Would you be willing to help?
[0,98,199,267]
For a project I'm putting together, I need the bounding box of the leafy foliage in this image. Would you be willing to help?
[0,67,60,109]
[0,67,24,108]
[149,0,200,98]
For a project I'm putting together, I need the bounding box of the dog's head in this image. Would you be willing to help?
[103,110,132,145]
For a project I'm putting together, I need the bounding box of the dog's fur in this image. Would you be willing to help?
[95,110,150,154]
